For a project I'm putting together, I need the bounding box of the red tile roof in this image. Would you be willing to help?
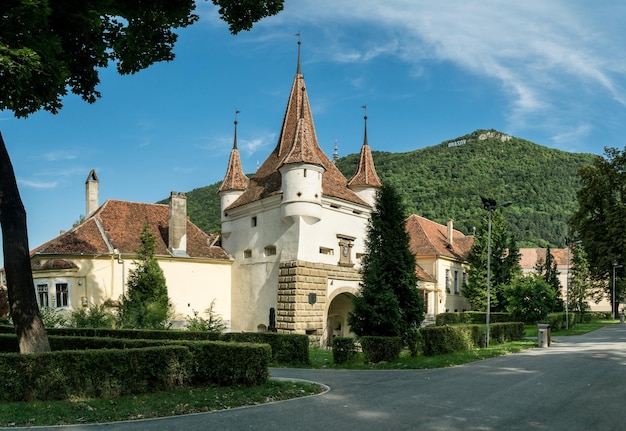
[33,200,231,260]
[225,61,371,211]
[405,215,474,260]
[519,248,569,269]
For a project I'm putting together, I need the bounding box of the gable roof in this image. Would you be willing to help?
[33,199,231,261]
[225,45,370,211]
[405,215,474,261]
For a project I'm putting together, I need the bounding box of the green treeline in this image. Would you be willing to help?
[173,130,595,248]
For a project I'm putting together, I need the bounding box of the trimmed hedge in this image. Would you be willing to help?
[332,337,357,364]
[222,332,309,365]
[0,346,192,402]
[420,325,483,356]
[435,312,515,325]
[489,322,525,343]
[0,325,307,365]
[359,336,402,363]
[0,334,271,401]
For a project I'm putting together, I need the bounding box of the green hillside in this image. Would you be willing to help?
[174,130,595,248]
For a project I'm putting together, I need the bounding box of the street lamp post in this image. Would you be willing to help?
[612,262,622,320]
[481,197,512,347]
[565,238,581,330]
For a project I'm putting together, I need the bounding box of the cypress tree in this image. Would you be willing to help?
[348,184,424,341]
[119,223,172,329]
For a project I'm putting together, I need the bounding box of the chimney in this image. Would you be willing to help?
[85,169,99,217]
[169,192,188,257]
[447,219,454,248]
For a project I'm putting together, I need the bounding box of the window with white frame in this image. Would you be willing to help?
[445,269,451,293]
[36,283,49,308]
[55,282,69,308]
[454,270,459,294]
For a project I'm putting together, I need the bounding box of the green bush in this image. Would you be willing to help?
[489,322,525,344]
[420,325,483,356]
[435,312,513,325]
[222,332,309,365]
[542,313,566,330]
[332,337,357,364]
[0,346,191,402]
[69,304,115,328]
[359,336,402,363]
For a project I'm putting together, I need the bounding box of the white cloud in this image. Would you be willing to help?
[18,178,58,189]
[40,151,78,162]
[263,0,626,141]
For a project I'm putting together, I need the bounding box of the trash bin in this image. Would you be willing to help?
[620,314,625,324]
[537,323,551,348]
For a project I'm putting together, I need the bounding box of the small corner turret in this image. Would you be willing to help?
[218,111,250,224]
[348,106,382,206]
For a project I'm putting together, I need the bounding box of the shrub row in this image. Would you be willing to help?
[489,322,525,344]
[222,332,309,365]
[0,336,271,402]
[540,312,577,330]
[421,322,524,356]
[435,312,515,326]
[421,325,483,356]
[360,336,403,363]
[0,325,308,365]
[0,346,192,402]
[332,337,357,364]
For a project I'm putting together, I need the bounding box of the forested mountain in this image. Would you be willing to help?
[174,130,596,248]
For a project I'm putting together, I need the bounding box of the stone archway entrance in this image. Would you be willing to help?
[325,292,355,347]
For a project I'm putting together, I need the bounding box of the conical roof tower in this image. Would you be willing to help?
[224,39,370,212]
[218,112,249,223]
[348,107,382,206]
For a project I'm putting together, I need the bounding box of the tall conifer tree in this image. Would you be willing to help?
[464,209,520,311]
[348,184,424,341]
[119,223,171,329]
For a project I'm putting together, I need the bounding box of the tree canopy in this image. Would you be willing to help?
[0,0,285,117]
[463,208,520,312]
[181,130,594,247]
[0,0,284,353]
[569,147,626,316]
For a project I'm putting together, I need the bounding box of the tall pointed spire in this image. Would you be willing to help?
[218,110,249,194]
[348,105,382,191]
[277,35,324,167]
[296,32,301,75]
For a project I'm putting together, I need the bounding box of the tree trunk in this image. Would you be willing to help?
[0,132,50,353]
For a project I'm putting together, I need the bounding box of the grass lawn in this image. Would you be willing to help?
[0,380,324,428]
[1,320,615,427]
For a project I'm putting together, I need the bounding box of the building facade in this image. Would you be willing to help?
[218,43,381,346]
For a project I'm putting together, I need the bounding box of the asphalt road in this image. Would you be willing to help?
[9,325,626,431]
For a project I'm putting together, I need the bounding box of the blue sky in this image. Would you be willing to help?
[1,0,625,257]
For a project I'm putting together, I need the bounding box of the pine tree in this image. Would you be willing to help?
[119,223,172,329]
[348,184,424,341]
[543,246,563,311]
[464,209,520,311]
[568,244,596,319]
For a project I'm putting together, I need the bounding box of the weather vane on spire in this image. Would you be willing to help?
[361,104,368,120]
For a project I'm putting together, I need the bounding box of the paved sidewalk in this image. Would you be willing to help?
[7,325,626,431]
